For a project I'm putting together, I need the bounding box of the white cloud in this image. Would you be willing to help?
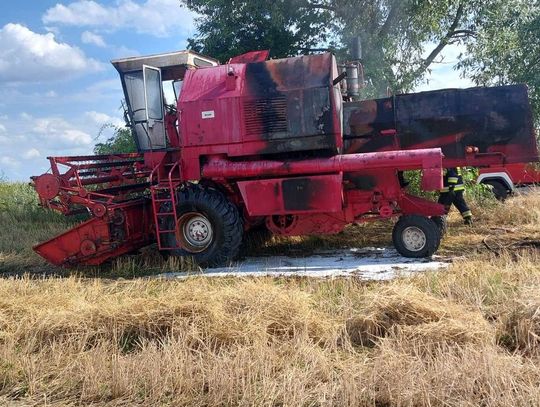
[81,30,106,47]
[43,0,196,37]
[113,45,140,58]
[85,111,124,127]
[0,23,104,83]
[45,26,61,36]
[0,123,5,134]
[33,117,93,146]
[1,113,109,180]
[23,148,41,159]
[0,156,20,168]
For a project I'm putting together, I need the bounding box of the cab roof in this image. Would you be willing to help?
[111,50,219,81]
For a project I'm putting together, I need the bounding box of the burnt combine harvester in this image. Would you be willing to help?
[31,50,445,267]
[30,50,536,268]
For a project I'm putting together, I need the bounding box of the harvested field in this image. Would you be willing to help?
[1,182,540,405]
[0,252,540,405]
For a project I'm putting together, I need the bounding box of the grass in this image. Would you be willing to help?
[1,181,540,405]
[1,253,540,405]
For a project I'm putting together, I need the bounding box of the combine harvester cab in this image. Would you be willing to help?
[32,50,448,268]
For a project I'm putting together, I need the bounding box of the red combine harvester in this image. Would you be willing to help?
[31,50,447,267]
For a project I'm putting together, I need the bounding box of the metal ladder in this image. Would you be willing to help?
[150,161,182,250]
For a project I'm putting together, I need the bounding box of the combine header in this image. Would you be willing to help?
[30,49,535,268]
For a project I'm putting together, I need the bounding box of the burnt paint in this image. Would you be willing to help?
[244,54,337,153]
[282,177,319,211]
[344,173,376,190]
[344,85,537,162]
[259,134,337,155]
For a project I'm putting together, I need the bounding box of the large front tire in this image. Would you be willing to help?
[161,184,243,267]
[392,215,441,258]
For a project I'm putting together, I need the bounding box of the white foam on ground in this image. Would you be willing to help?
[157,247,450,280]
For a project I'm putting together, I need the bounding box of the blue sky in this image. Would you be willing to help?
[0,0,472,181]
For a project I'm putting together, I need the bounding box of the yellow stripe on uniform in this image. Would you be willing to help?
[447,177,459,183]
[461,210,472,218]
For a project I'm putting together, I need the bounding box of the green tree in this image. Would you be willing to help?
[334,0,484,96]
[94,125,136,155]
[185,0,334,63]
[458,1,540,123]
[183,0,487,96]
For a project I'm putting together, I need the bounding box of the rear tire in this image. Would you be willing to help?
[392,215,440,258]
[431,215,447,237]
[161,184,243,267]
[483,180,509,201]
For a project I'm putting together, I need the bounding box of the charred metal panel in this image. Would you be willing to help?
[237,174,343,216]
[344,173,376,190]
[243,97,288,137]
[179,53,342,158]
[343,85,538,164]
[243,54,338,149]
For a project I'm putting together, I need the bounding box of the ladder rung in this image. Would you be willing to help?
[153,198,172,202]
[157,229,176,233]
[157,212,175,216]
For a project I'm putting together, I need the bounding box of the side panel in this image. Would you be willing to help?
[237,174,343,216]
[343,85,538,165]
[179,53,342,158]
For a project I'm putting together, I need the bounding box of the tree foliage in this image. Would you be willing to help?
[185,0,334,63]
[458,1,540,123]
[94,125,136,155]
[183,0,488,96]
[331,0,484,95]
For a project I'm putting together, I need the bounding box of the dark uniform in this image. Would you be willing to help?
[438,167,473,225]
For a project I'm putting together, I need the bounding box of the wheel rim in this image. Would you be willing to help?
[176,212,213,253]
[402,226,427,252]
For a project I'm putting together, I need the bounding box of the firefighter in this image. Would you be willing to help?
[438,167,473,225]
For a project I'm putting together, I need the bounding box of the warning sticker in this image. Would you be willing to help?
[202,110,215,119]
